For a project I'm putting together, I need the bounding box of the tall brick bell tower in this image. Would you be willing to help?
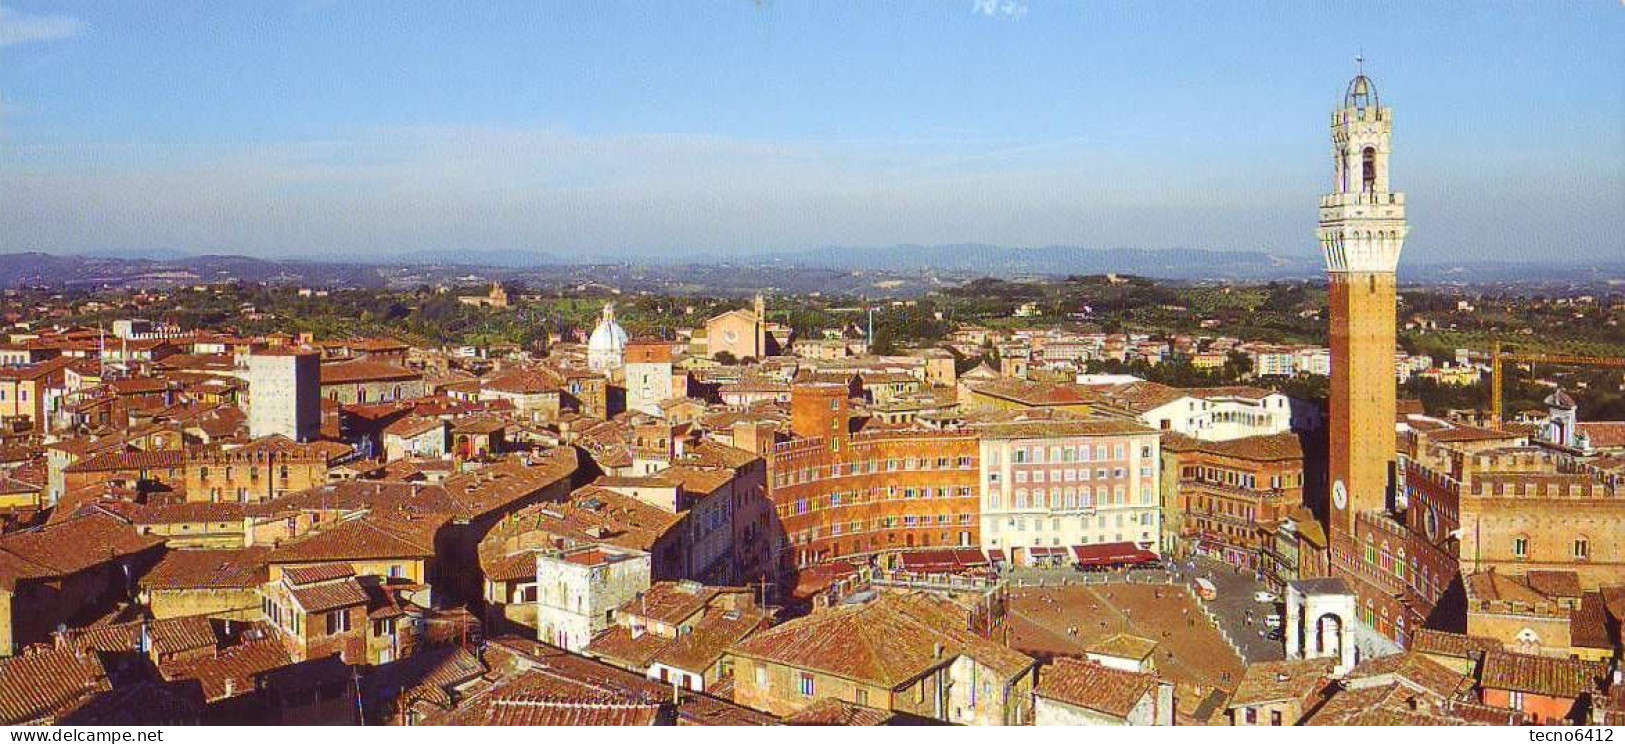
[1320,67,1407,541]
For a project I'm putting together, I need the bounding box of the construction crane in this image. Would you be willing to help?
[1489,340,1625,427]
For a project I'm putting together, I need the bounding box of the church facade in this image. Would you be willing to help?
[705,294,782,362]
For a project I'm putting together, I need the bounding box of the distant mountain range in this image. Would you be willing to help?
[757,244,1320,280]
[376,249,567,268]
[0,252,388,289]
[1,247,1618,291]
[372,244,1621,284]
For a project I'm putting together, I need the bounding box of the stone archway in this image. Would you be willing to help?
[1315,612,1343,658]
[1285,578,1358,675]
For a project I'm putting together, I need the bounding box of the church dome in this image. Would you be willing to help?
[1344,74,1378,109]
[588,306,628,355]
[587,303,628,373]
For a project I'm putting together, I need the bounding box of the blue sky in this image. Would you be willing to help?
[1,1,1621,263]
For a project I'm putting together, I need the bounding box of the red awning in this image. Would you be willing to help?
[897,551,954,572]
[900,548,991,573]
[986,549,1006,563]
[1071,542,1159,567]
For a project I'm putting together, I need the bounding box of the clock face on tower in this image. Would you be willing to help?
[1332,480,1348,511]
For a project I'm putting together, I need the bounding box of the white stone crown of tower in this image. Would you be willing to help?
[1318,72,1408,274]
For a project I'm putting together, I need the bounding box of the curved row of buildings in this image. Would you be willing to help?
[764,381,1165,575]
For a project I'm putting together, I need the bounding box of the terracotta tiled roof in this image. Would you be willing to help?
[56,679,205,726]
[0,646,111,724]
[1428,425,1519,444]
[719,378,790,394]
[1091,381,1187,413]
[430,665,661,726]
[66,615,219,658]
[1085,633,1159,662]
[363,646,486,720]
[158,634,293,702]
[108,378,169,395]
[1525,570,1582,599]
[1577,422,1625,449]
[319,359,421,385]
[225,434,352,462]
[479,683,660,725]
[439,448,577,516]
[967,379,1100,407]
[652,465,733,497]
[730,592,1033,688]
[383,416,443,438]
[1227,657,1332,707]
[1169,432,1303,461]
[141,547,271,590]
[0,513,163,590]
[64,448,185,473]
[1347,651,1473,697]
[1188,386,1277,402]
[483,368,563,395]
[482,486,683,558]
[622,582,727,626]
[0,476,41,497]
[1305,653,1495,726]
[269,513,444,564]
[483,551,538,583]
[1571,592,1616,650]
[450,415,507,435]
[288,577,370,613]
[583,626,670,670]
[477,637,778,726]
[677,440,760,470]
[1035,657,1158,718]
[273,480,462,515]
[971,415,1155,439]
[0,358,73,382]
[1306,685,1474,726]
[126,500,270,525]
[283,562,356,585]
[1410,629,1499,660]
[1463,570,1550,605]
[1479,650,1609,699]
[783,698,895,725]
[652,606,768,674]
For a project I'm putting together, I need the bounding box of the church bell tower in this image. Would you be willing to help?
[1320,67,1407,538]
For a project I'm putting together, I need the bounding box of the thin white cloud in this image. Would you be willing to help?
[0,4,81,47]
[971,0,1027,21]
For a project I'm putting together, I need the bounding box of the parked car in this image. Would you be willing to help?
[1253,591,1279,603]
[1265,613,1284,628]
